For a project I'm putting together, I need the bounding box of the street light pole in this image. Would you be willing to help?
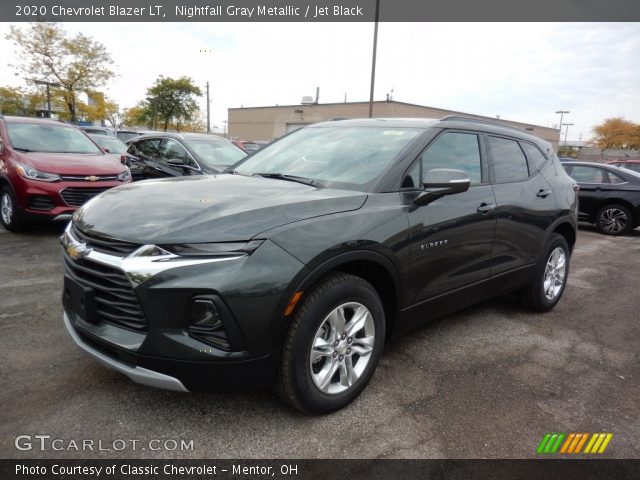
[368,0,380,118]
[33,80,62,118]
[555,110,569,131]
[562,123,574,147]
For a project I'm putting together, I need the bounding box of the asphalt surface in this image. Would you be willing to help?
[0,223,638,459]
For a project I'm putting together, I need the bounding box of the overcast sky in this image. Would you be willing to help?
[1,22,639,140]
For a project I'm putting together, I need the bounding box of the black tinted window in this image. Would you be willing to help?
[420,132,482,184]
[160,139,196,167]
[130,138,162,159]
[521,142,547,172]
[489,136,529,182]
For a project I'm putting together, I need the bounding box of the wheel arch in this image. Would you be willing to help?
[285,250,404,340]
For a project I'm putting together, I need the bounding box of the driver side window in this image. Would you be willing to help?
[420,132,482,184]
[159,139,196,168]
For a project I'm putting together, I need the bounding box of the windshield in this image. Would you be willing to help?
[7,123,103,154]
[234,125,423,190]
[242,142,260,152]
[90,135,128,154]
[186,140,247,168]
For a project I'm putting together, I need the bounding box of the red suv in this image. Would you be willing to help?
[0,115,131,232]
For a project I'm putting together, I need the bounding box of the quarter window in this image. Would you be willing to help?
[489,136,529,182]
[420,132,482,184]
[607,171,625,184]
[520,142,547,172]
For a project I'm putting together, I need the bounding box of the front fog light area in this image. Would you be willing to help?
[188,298,230,351]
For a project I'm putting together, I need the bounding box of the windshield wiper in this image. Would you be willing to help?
[226,169,253,177]
[13,147,34,152]
[254,173,317,187]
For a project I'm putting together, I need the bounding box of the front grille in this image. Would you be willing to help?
[63,254,148,332]
[60,187,110,207]
[28,195,54,211]
[60,174,118,181]
[72,224,140,257]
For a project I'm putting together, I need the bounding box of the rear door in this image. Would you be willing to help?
[487,135,556,276]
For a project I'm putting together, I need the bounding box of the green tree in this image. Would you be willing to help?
[144,76,202,131]
[6,23,115,122]
[592,117,640,150]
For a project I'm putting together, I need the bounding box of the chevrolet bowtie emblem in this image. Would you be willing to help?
[66,242,91,260]
[85,176,99,182]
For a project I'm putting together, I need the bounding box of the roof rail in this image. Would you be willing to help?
[440,115,528,133]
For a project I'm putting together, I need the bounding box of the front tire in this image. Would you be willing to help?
[519,233,570,312]
[0,186,25,232]
[596,204,633,235]
[277,273,385,414]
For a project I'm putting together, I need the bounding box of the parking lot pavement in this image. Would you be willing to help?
[0,224,638,459]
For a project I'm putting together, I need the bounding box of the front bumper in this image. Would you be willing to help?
[60,224,308,392]
[63,312,188,392]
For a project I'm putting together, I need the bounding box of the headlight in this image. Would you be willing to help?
[161,240,264,257]
[15,163,61,182]
[117,168,131,182]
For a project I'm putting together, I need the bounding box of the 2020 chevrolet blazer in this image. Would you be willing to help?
[61,117,578,414]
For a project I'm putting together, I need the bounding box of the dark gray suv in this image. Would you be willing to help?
[61,117,578,413]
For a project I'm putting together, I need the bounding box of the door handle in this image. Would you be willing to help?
[536,189,552,198]
[477,203,496,214]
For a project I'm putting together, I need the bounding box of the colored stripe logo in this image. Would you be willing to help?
[537,433,613,454]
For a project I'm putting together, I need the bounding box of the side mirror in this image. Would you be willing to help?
[102,147,111,153]
[167,157,186,167]
[413,168,470,206]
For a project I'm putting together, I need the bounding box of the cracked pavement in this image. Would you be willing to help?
[0,223,638,458]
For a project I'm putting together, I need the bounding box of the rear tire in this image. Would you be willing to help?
[276,273,385,414]
[0,186,25,233]
[519,233,570,312]
[596,204,633,235]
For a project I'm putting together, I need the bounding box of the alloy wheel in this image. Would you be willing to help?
[600,208,627,234]
[1,193,13,225]
[309,302,375,395]
[543,247,566,300]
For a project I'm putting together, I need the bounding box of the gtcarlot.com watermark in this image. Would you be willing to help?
[14,434,195,452]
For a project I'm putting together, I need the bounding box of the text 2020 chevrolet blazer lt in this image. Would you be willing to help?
[61,117,578,413]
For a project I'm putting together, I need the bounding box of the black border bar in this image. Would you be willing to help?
[2,0,640,22]
[3,459,640,480]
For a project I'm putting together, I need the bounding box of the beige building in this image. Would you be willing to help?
[228,100,561,151]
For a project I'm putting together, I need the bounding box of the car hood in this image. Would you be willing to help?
[74,174,368,244]
[18,152,124,175]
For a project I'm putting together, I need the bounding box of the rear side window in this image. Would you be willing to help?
[520,142,547,172]
[420,132,482,184]
[568,166,606,183]
[130,138,162,159]
[488,136,529,183]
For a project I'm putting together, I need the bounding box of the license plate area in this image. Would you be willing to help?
[63,276,98,324]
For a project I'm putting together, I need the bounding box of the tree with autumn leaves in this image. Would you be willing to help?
[6,23,116,123]
[592,117,640,150]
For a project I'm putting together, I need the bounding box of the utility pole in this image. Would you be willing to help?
[33,79,62,118]
[555,110,569,133]
[368,0,380,118]
[562,123,574,147]
[206,81,210,133]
